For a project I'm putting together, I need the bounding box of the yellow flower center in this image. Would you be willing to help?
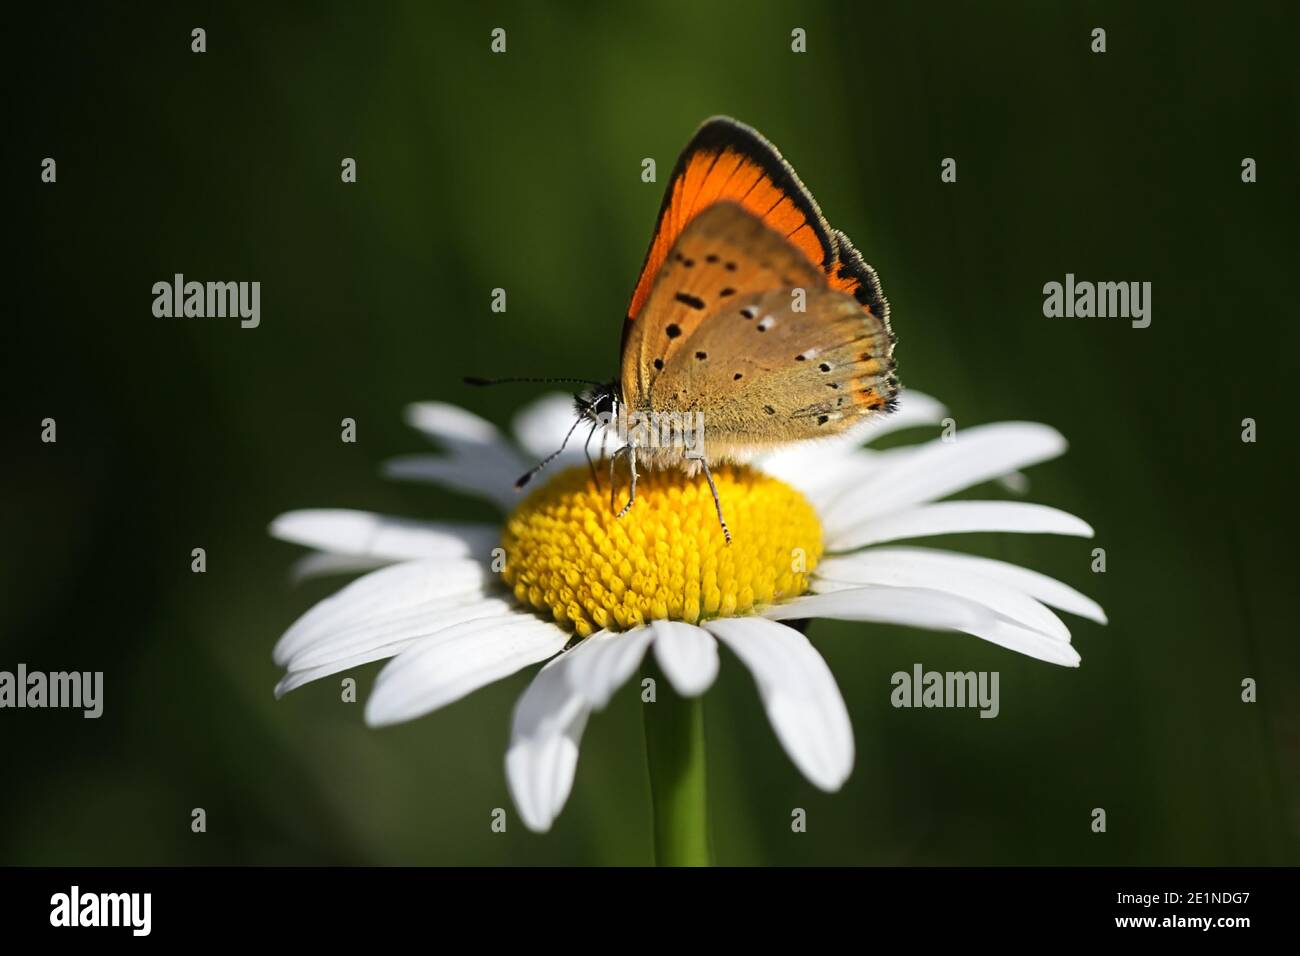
[501,464,823,636]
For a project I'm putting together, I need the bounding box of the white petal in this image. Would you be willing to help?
[820,422,1067,535]
[860,389,948,443]
[382,402,531,510]
[506,656,590,833]
[365,613,568,727]
[289,551,395,583]
[705,617,854,792]
[759,391,946,490]
[275,598,515,696]
[766,586,1081,666]
[786,448,961,514]
[273,558,489,667]
[830,501,1094,551]
[382,454,520,511]
[511,392,590,466]
[270,509,499,563]
[814,551,1070,641]
[650,620,719,697]
[824,546,1106,624]
[998,470,1030,495]
[405,401,512,448]
[561,628,655,710]
[278,596,515,684]
[762,447,884,506]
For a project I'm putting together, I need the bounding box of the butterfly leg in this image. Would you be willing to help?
[584,419,601,491]
[608,445,624,513]
[698,459,732,545]
[614,443,639,519]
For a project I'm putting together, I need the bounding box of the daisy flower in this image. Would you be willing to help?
[269,390,1104,859]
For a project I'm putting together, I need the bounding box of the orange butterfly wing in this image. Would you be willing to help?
[623,116,890,345]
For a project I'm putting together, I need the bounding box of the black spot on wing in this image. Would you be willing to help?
[674,293,705,310]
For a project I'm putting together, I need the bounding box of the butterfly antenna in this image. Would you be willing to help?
[465,375,604,388]
[515,414,588,490]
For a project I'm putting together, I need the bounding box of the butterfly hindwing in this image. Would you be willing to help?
[618,117,897,463]
[623,203,896,458]
[621,202,825,406]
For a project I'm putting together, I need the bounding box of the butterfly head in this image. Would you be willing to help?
[464,375,619,491]
[575,380,620,424]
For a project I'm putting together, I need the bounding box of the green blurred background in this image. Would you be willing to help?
[5,1,1298,865]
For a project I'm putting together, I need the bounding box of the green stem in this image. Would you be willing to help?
[642,675,712,866]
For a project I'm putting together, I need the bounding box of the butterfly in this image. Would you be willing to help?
[473,116,897,542]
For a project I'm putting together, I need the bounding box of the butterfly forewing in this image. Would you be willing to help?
[625,118,837,327]
[624,117,891,338]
